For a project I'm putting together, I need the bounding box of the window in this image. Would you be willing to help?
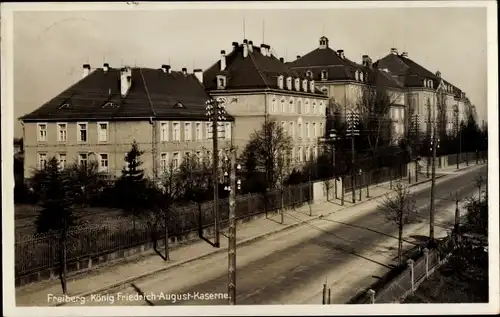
[304,101,310,113]
[57,123,67,142]
[291,148,296,162]
[195,122,202,140]
[313,122,317,137]
[196,151,203,164]
[225,122,231,140]
[306,70,313,78]
[184,122,192,141]
[310,81,315,92]
[38,153,47,170]
[172,122,180,141]
[271,98,277,112]
[298,123,303,138]
[360,72,364,82]
[306,122,310,138]
[37,123,47,142]
[289,122,295,138]
[289,100,294,113]
[78,153,88,168]
[281,121,286,132]
[321,70,328,80]
[160,122,169,141]
[286,77,292,90]
[77,122,88,142]
[303,80,308,92]
[295,78,301,91]
[278,76,284,89]
[355,70,359,81]
[206,122,213,139]
[298,147,303,162]
[312,102,316,114]
[57,153,66,170]
[172,152,180,169]
[281,99,286,113]
[160,153,168,172]
[320,122,324,136]
[98,122,108,142]
[217,75,226,89]
[297,100,302,114]
[314,146,318,159]
[99,154,109,172]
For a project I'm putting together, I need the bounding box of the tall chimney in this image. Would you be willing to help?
[82,64,91,78]
[232,42,239,50]
[103,63,110,72]
[390,48,398,55]
[220,50,226,71]
[260,44,267,57]
[193,69,203,83]
[362,55,372,68]
[279,57,284,63]
[243,39,248,58]
[120,66,132,97]
[248,40,254,52]
[182,67,187,76]
[401,52,408,58]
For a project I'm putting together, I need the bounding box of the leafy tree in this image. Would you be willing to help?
[34,156,77,294]
[117,141,148,232]
[66,159,111,207]
[377,181,417,265]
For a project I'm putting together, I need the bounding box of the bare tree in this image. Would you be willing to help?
[475,175,486,201]
[276,150,292,223]
[377,181,417,265]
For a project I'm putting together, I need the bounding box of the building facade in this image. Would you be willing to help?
[202,39,329,168]
[20,64,232,179]
[287,37,407,141]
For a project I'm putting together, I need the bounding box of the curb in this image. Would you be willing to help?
[52,168,474,305]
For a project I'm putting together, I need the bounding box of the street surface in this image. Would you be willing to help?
[60,166,487,306]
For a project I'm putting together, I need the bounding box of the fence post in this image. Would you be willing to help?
[423,248,429,278]
[322,283,327,304]
[328,288,331,304]
[367,289,376,304]
[407,259,415,293]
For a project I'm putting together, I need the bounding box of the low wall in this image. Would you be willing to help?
[15,206,294,287]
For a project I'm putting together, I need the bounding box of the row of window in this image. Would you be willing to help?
[270,98,325,115]
[37,152,109,172]
[37,122,108,143]
[36,121,232,143]
[280,121,324,139]
[277,76,315,93]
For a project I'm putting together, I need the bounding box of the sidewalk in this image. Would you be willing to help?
[15,164,483,306]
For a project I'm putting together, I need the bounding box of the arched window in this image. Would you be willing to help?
[289,99,295,113]
[305,100,310,113]
[297,100,303,114]
[286,77,292,90]
[306,70,313,78]
[295,78,301,91]
[321,70,328,80]
[312,102,316,114]
[280,99,286,112]
[271,98,277,112]
[278,76,284,89]
[319,101,324,115]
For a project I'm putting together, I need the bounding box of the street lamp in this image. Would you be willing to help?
[205,98,227,248]
[328,128,338,200]
[346,109,360,204]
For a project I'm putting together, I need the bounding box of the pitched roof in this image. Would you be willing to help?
[203,43,326,96]
[20,67,228,122]
[286,37,403,89]
[375,53,463,96]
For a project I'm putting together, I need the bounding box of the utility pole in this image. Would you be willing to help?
[206,98,227,248]
[346,109,360,204]
[429,119,440,245]
[412,114,421,183]
[224,121,240,305]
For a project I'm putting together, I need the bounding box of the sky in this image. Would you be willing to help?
[11,3,489,137]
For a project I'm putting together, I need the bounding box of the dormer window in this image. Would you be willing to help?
[59,103,73,109]
[102,101,119,109]
[309,80,315,92]
[355,70,360,81]
[217,75,227,89]
[302,79,308,92]
[321,70,328,80]
[278,75,284,89]
[286,77,292,90]
[360,72,364,82]
[295,78,301,91]
[306,70,313,78]
[174,102,184,108]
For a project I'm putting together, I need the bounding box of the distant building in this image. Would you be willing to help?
[287,37,406,141]
[19,64,233,179]
[202,39,329,167]
[375,49,469,137]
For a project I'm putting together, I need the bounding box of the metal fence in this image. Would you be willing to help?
[15,183,311,277]
[343,165,408,193]
[447,151,486,166]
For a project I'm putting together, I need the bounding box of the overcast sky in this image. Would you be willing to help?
[12,4,488,137]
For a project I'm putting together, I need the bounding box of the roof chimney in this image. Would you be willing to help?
[337,50,345,59]
[362,55,372,68]
[120,66,132,97]
[436,71,441,77]
[193,68,203,83]
[182,67,187,76]
[243,39,249,58]
[82,64,91,78]
[267,45,272,57]
[161,64,170,73]
[401,52,408,58]
[248,40,254,52]
[220,50,226,71]
[296,55,301,59]
[260,44,267,57]
[279,57,284,63]
[103,63,110,72]
[390,48,398,55]
[232,42,239,50]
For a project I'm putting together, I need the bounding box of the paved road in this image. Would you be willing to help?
[69,166,487,306]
